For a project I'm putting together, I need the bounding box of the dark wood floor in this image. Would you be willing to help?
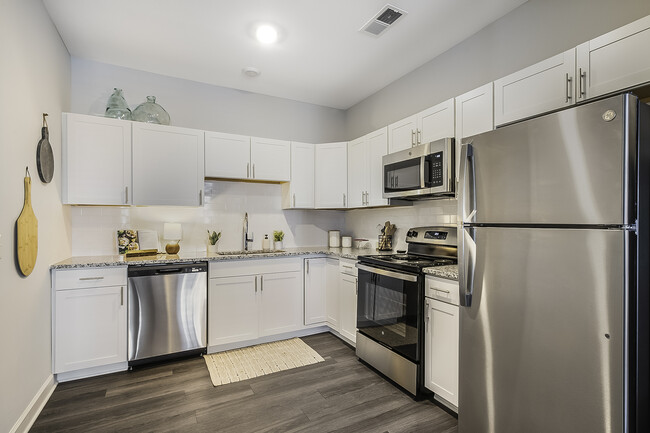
[32,333,458,432]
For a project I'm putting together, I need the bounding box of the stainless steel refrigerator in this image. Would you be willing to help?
[458,93,649,433]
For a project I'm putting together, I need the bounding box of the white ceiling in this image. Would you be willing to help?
[43,0,527,110]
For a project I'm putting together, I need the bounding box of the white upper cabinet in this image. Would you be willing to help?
[577,15,650,102]
[388,114,418,153]
[250,137,291,181]
[282,142,315,209]
[315,142,348,209]
[455,83,494,181]
[205,133,290,182]
[418,98,455,145]
[204,131,250,180]
[388,99,455,153]
[132,122,205,206]
[348,127,389,209]
[494,48,576,126]
[62,113,131,205]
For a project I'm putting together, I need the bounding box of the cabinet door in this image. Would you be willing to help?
[62,113,131,205]
[304,258,327,325]
[455,83,494,181]
[205,131,250,180]
[132,123,205,206]
[388,114,417,153]
[418,98,455,145]
[494,48,576,126]
[339,274,357,343]
[424,298,459,408]
[366,127,389,207]
[259,271,303,336]
[251,137,291,181]
[208,275,259,346]
[577,15,650,102]
[347,136,368,208]
[325,258,340,331]
[54,286,127,374]
[284,142,315,209]
[315,142,348,208]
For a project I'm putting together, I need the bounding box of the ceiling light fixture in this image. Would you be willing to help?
[243,67,261,77]
[256,24,278,44]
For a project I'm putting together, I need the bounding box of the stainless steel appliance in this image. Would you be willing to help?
[127,262,207,365]
[356,227,457,395]
[458,93,649,433]
[382,138,455,200]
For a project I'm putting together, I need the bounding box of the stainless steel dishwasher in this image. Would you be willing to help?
[127,262,207,365]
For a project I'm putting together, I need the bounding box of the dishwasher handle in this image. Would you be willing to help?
[128,262,207,277]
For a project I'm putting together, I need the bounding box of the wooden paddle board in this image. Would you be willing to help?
[17,168,38,276]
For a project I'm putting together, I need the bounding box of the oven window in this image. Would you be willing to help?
[357,269,421,362]
[384,157,422,193]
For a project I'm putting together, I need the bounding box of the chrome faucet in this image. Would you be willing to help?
[243,213,254,251]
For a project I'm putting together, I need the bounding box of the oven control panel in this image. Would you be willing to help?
[406,226,457,246]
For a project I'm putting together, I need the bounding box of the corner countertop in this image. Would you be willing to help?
[423,265,459,281]
[50,247,390,270]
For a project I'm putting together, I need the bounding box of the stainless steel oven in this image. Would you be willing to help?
[382,138,455,200]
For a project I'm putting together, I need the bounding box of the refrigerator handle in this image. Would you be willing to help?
[460,142,477,223]
[459,226,476,307]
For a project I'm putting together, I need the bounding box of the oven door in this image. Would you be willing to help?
[356,263,422,363]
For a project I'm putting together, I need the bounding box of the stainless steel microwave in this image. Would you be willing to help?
[382,138,455,199]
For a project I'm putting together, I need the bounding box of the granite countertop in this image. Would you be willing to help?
[423,265,458,281]
[50,247,391,269]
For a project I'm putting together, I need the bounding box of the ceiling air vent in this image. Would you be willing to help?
[360,4,407,37]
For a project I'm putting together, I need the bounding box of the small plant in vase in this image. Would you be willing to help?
[273,230,285,251]
[207,230,221,254]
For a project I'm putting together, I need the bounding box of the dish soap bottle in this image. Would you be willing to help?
[262,234,270,251]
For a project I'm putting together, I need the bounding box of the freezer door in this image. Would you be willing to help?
[459,94,636,226]
[459,227,626,433]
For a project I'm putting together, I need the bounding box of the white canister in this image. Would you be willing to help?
[328,230,341,247]
[341,236,352,248]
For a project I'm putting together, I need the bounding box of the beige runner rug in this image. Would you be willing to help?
[203,338,325,387]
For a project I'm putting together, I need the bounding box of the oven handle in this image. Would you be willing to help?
[355,263,419,282]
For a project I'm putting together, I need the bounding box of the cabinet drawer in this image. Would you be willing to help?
[209,258,302,278]
[339,259,358,276]
[53,267,127,290]
[425,275,459,305]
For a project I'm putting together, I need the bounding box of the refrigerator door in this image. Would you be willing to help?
[459,226,626,433]
[459,93,636,226]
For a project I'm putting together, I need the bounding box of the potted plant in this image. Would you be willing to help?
[207,230,221,254]
[273,230,285,251]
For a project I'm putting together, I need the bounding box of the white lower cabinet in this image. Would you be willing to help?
[424,297,459,409]
[52,267,128,376]
[338,259,358,343]
[304,258,327,325]
[208,258,302,349]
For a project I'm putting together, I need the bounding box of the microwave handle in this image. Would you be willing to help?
[420,156,426,188]
[460,143,476,224]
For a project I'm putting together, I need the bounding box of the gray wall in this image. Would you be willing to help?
[0,1,71,431]
[71,58,347,143]
[345,0,650,138]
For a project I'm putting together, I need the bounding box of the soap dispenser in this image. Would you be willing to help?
[262,234,270,251]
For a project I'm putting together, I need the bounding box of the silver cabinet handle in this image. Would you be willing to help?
[579,67,586,98]
[459,227,477,307]
[425,300,430,322]
[565,73,572,103]
[434,288,450,294]
[417,129,421,145]
[411,130,416,146]
[343,193,346,207]
[260,275,263,291]
[253,163,256,179]
[306,260,310,274]
[255,275,258,293]
[199,190,203,206]
[79,276,104,281]
[125,186,129,204]
[247,162,250,178]
[121,286,124,306]
[293,193,296,207]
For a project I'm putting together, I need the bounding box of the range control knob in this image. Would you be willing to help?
[410,230,418,238]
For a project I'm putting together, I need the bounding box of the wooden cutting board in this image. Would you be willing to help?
[16,169,38,276]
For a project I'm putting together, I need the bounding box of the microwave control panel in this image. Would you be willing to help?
[429,152,444,187]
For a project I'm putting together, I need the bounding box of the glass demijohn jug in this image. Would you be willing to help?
[132,96,171,125]
[105,88,132,120]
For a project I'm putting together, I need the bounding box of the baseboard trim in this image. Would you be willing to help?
[10,375,57,433]
[55,361,128,383]
[208,326,329,354]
